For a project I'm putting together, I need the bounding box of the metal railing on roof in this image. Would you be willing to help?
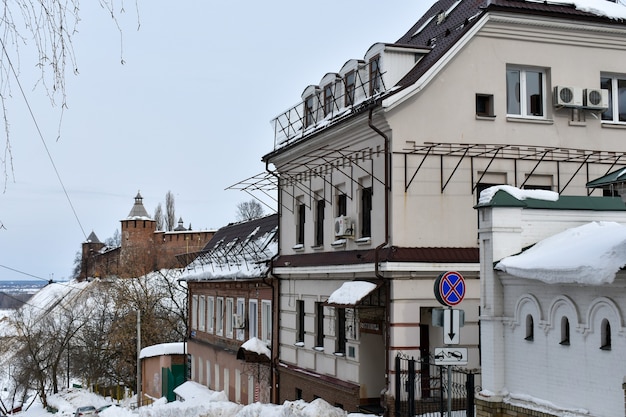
[271,70,387,150]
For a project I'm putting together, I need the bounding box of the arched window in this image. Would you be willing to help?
[601,319,611,350]
[525,314,534,341]
[560,317,570,346]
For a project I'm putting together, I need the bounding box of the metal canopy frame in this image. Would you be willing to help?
[400,142,626,195]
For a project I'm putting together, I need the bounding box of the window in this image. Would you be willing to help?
[335,308,346,355]
[525,314,534,341]
[601,75,626,123]
[560,317,570,346]
[226,298,234,338]
[601,319,611,350]
[191,295,199,331]
[305,95,315,127]
[315,198,325,246]
[236,298,245,341]
[315,302,324,348]
[369,55,382,95]
[296,202,305,245]
[360,187,372,238]
[324,84,334,116]
[506,67,546,118]
[198,295,206,332]
[207,296,215,333]
[336,193,347,217]
[345,71,356,107]
[296,300,305,344]
[249,300,258,339]
[476,94,494,117]
[296,388,303,400]
[262,300,272,345]
[216,297,224,336]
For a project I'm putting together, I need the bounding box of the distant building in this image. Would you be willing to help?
[80,191,215,279]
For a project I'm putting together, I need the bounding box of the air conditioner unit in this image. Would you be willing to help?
[553,86,583,107]
[234,315,246,329]
[334,216,353,237]
[583,88,609,110]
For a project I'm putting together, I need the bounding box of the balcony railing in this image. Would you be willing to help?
[271,70,387,151]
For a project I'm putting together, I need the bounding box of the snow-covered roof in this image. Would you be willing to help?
[478,185,559,206]
[543,0,626,20]
[180,214,278,281]
[140,342,186,359]
[496,221,626,285]
[240,337,271,358]
[327,281,378,305]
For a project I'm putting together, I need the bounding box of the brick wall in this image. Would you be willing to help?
[476,398,559,417]
[278,365,360,412]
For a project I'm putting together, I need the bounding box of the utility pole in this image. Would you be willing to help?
[137,310,141,407]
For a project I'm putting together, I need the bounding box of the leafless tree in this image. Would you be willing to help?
[0,1,137,192]
[105,229,121,247]
[165,191,176,231]
[236,199,264,221]
[154,203,165,231]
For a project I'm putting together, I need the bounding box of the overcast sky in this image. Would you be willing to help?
[0,1,435,282]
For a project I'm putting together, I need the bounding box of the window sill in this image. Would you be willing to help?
[311,245,324,251]
[313,346,324,352]
[506,116,553,125]
[294,342,305,347]
[475,114,496,121]
[331,239,347,248]
[355,237,371,245]
[333,352,345,357]
[601,122,626,129]
[292,244,304,251]
[568,121,586,127]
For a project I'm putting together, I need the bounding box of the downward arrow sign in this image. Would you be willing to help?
[448,308,455,341]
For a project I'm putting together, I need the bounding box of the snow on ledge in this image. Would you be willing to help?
[328,281,377,305]
[140,342,185,359]
[241,337,271,358]
[496,221,626,285]
[478,185,559,205]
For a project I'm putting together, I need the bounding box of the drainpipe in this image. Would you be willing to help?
[265,160,281,404]
[367,106,391,410]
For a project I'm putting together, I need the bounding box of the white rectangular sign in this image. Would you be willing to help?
[434,347,468,366]
[443,308,461,345]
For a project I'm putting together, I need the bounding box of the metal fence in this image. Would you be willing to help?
[394,354,480,417]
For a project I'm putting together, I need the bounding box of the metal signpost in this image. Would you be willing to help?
[433,271,467,417]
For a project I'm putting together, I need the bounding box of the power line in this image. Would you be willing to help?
[0,38,87,240]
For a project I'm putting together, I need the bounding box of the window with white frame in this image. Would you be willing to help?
[262,300,272,345]
[198,296,206,332]
[207,296,215,334]
[216,297,224,336]
[226,298,234,338]
[249,299,259,339]
[506,66,547,118]
[601,74,626,123]
[236,298,245,341]
[191,295,199,331]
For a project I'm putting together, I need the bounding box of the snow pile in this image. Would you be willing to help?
[496,221,626,284]
[241,337,271,358]
[537,0,626,20]
[140,342,185,359]
[327,281,377,305]
[478,185,559,205]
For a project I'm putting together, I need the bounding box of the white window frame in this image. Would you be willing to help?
[216,297,224,336]
[198,295,206,332]
[262,300,272,345]
[236,298,246,341]
[191,295,199,331]
[506,66,547,119]
[601,73,626,124]
[226,298,234,338]
[207,296,215,334]
[249,299,259,339]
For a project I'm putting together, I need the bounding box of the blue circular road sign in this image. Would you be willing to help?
[434,271,466,307]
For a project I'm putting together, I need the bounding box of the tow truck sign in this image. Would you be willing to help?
[434,347,468,366]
